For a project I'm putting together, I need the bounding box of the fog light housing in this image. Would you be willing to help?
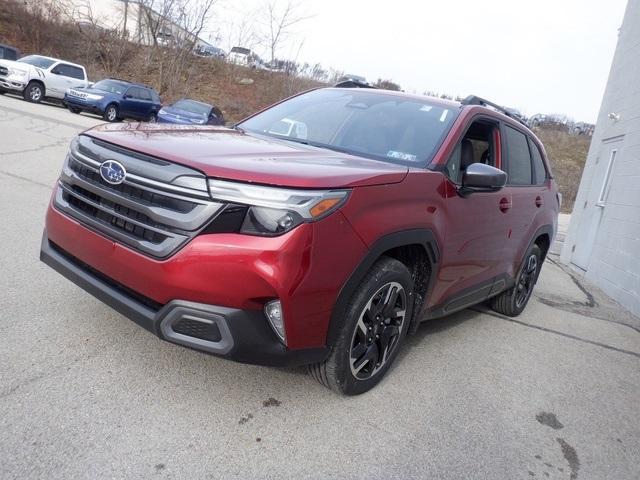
[264,300,286,344]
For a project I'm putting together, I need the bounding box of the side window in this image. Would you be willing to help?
[53,64,84,79]
[150,91,161,103]
[529,139,547,185]
[504,126,532,185]
[126,87,142,99]
[139,88,152,101]
[67,66,85,80]
[444,120,499,184]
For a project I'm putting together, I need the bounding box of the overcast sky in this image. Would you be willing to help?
[212,0,628,122]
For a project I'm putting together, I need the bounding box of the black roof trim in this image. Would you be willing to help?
[334,80,375,89]
[461,95,526,126]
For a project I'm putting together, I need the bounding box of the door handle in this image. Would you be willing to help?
[499,197,512,213]
[535,196,543,208]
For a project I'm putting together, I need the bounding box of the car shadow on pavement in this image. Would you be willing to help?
[397,307,481,361]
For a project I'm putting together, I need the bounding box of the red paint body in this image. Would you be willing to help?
[44,91,559,353]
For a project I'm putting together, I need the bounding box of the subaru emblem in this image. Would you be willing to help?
[99,160,126,185]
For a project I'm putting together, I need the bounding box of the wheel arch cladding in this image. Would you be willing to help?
[527,224,554,262]
[326,229,439,346]
[28,79,45,93]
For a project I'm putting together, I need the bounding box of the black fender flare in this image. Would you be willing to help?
[526,224,555,261]
[325,229,439,346]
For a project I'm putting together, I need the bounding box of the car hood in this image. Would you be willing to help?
[71,86,109,94]
[0,59,32,72]
[83,123,408,188]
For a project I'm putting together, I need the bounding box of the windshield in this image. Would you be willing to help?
[230,47,250,55]
[239,89,458,166]
[172,99,211,116]
[91,80,128,95]
[18,55,56,69]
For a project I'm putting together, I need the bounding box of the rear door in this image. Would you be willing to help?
[499,124,548,279]
[121,87,146,119]
[47,63,85,98]
[136,88,155,119]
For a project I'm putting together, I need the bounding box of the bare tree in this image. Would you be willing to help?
[227,15,260,51]
[261,0,311,63]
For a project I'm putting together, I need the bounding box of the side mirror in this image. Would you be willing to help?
[460,163,507,195]
[123,94,131,99]
[51,69,61,75]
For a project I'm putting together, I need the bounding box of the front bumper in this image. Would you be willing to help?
[64,95,105,115]
[40,232,329,366]
[0,76,27,92]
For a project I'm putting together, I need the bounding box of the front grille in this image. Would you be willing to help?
[54,135,223,258]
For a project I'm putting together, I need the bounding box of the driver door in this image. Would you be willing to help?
[46,63,82,99]
[430,119,511,309]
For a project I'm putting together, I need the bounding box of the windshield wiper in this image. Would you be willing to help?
[281,137,356,156]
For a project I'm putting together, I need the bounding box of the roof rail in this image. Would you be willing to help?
[334,80,375,89]
[461,95,526,125]
[107,77,133,84]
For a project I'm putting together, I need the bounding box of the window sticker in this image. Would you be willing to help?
[439,110,449,122]
[387,150,417,162]
[420,105,433,112]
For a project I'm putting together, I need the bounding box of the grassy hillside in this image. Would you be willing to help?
[1,1,588,213]
[533,126,591,213]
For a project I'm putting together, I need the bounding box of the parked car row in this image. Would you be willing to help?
[0,47,226,126]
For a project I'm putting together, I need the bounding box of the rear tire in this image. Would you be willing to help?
[23,82,44,103]
[309,257,413,395]
[491,244,542,317]
[147,112,157,123]
[103,104,119,122]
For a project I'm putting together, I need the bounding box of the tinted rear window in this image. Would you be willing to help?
[505,126,532,185]
[529,139,547,185]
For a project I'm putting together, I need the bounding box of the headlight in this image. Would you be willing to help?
[85,93,104,100]
[9,68,27,78]
[158,108,166,115]
[208,179,349,236]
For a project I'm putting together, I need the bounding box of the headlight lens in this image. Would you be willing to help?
[9,68,27,78]
[207,179,349,236]
[85,93,104,100]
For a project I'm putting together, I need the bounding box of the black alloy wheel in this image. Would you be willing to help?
[349,281,407,380]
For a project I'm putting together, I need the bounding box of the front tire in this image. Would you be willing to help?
[67,106,81,114]
[103,104,119,122]
[23,82,44,103]
[309,257,413,395]
[491,244,542,317]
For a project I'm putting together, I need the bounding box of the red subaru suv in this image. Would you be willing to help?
[41,87,558,395]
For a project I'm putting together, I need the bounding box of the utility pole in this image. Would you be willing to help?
[122,0,129,38]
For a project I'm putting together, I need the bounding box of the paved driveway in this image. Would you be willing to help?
[1,94,639,480]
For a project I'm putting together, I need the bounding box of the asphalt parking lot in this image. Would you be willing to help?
[1,94,639,480]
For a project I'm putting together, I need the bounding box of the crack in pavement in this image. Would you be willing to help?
[472,306,640,359]
[0,138,69,156]
[0,103,94,130]
[0,170,54,189]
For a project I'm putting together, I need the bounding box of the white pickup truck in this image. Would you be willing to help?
[0,54,89,103]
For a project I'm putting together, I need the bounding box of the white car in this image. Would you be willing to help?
[0,55,88,103]
[227,47,267,69]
